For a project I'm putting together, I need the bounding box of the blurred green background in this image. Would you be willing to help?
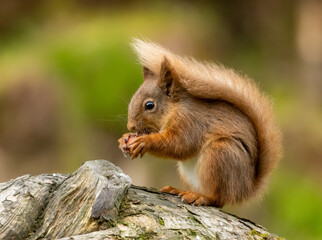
[0,1,321,239]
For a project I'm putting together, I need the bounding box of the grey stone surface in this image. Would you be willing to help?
[0,160,281,240]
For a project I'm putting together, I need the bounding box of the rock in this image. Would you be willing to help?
[0,160,281,240]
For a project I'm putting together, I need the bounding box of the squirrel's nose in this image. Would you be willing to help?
[127,122,136,132]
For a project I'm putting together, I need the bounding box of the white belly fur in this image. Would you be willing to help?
[177,154,201,192]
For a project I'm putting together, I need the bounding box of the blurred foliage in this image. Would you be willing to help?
[0,1,321,240]
[268,170,322,239]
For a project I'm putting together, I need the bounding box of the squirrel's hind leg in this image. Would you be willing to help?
[199,137,255,207]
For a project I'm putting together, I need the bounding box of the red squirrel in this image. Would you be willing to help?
[118,39,282,207]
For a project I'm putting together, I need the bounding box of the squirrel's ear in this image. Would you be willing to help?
[159,58,182,100]
[143,67,155,81]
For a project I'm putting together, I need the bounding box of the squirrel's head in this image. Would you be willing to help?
[127,58,183,135]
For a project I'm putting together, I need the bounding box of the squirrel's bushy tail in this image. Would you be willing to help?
[132,38,282,195]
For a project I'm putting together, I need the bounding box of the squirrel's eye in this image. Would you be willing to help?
[145,101,155,110]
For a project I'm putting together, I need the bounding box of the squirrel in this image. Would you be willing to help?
[118,39,282,207]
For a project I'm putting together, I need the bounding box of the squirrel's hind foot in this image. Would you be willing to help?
[179,191,216,206]
[161,186,220,207]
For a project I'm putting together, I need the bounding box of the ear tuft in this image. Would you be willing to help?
[158,57,182,100]
[160,58,172,80]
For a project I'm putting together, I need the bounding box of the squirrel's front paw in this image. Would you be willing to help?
[129,136,148,159]
[118,133,137,157]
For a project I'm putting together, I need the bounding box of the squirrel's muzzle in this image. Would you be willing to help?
[127,121,136,132]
